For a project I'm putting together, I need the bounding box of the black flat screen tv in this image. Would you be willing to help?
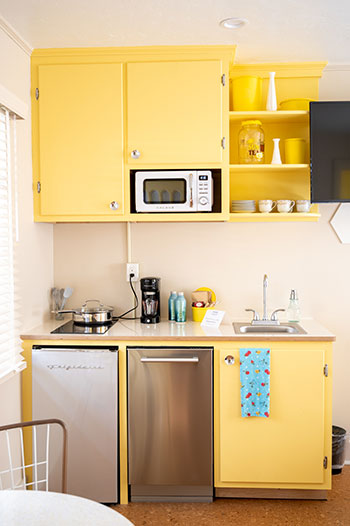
[310,101,350,202]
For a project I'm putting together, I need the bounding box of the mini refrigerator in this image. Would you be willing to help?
[32,345,118,503]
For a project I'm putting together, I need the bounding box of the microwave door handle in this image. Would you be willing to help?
[189,173,193,208]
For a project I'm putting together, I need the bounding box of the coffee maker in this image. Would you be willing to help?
[140,277,161,324]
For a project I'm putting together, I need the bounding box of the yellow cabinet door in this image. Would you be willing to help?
[127,61,223,164]
[37,64,124,217]
[218,346,326,485]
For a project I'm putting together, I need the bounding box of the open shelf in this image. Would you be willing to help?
[227,63,327,223]
[229,164,309,173]
[229,110,309,123]
[229,208,320,223]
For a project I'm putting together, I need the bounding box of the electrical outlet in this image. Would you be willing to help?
[126,263,139,282]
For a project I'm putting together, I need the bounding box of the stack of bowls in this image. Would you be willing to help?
[231,200,256,213]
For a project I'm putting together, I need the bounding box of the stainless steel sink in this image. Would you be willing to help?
[233,322,306,334]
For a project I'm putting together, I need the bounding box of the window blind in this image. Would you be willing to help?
[0,106,25,383]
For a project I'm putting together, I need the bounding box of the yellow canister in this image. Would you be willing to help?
[232,76,262,111]
[284,138,306,164]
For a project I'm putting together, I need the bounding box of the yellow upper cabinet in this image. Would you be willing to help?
[31,46,234,222]
[31,50,330,223]
[127,60,224,165]
[35,63,124,219]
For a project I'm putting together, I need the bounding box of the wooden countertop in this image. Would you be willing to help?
[20,319,335,342]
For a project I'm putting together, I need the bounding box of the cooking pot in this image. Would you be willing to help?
[58,299,114,325]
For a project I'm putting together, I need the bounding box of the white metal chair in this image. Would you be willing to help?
[0,419,67,492]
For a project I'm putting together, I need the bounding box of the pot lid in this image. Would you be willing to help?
[80,300,114,314]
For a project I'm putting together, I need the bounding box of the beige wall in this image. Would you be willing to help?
[53,68,350,450]
[0,28,53,429]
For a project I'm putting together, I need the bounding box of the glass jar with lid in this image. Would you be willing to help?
[238,120,265,164]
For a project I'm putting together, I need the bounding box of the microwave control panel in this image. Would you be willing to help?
[197,171,213,211]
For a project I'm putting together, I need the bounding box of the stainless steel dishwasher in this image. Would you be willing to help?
[127,346,213,502]
[32,345,118,503]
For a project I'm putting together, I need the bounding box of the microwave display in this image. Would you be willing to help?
[144,179,186,204]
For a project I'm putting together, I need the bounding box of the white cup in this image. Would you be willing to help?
[296,200,311,213]
[277,199,295,213]
[258,199,276,213]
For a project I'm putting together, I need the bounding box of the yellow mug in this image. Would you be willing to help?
[284,138,306,164]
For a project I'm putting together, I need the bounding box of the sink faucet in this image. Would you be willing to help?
[263,274,268,321]
[245,274,285,325]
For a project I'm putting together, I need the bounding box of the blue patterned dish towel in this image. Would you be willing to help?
[239,348,270,418]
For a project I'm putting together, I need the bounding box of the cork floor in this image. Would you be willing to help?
[112,467,350,526]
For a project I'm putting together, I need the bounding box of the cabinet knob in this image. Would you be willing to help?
[131,149,141,159]
[225,355,235,365]
[110,201,119,210]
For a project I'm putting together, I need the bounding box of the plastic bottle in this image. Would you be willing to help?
[287,290,301,322]
[168,291,177,322]
[175,292,187,323]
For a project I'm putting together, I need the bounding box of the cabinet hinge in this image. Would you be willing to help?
[221,137,226,149]
[323,456,328,469]
[37,181,41,193]
[324,364,328,377]
[35,88,39,100]
[221,73,226,86]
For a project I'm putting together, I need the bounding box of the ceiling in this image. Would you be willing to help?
[0,0,349,63]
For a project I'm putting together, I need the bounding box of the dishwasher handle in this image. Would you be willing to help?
[140,356,199,363]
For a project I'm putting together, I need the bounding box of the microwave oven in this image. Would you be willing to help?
[135,170,213,213]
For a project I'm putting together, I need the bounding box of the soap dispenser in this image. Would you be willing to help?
[287,289,301,322]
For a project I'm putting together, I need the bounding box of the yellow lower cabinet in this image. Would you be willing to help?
[215,342,332,492]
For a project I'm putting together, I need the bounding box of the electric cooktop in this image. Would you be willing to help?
[51,319,118,335]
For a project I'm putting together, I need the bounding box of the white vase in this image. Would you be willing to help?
[271,138,282,164]
[266,71,277,111]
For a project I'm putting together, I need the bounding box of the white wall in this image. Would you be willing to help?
[54,67,350,447]
[318,68,350,436]
[0,27,53,428]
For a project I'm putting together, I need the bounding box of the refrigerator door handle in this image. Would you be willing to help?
[140,357,199,363]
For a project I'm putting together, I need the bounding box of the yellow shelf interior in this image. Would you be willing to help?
[226,62,327,223]
[229,164,309,172]
[229,110,309,123]
[229,204,320,222]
